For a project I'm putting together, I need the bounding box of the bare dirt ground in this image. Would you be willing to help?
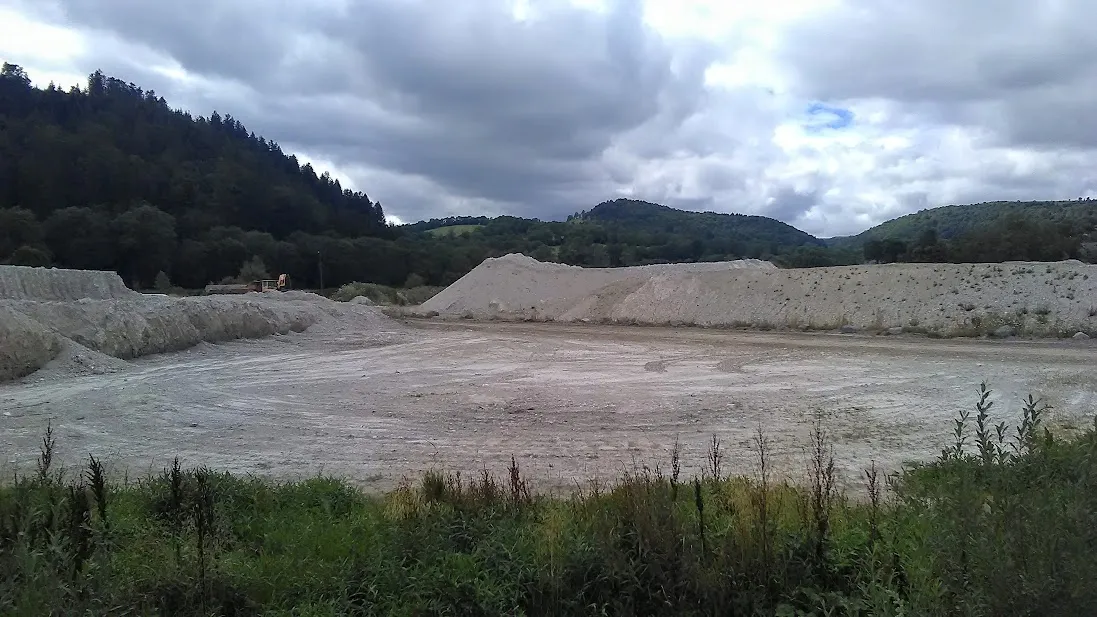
[2,320,1095,492]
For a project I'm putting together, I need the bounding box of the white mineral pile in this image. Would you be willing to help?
[422,254,1097,337]
[0,266,391,382]
[423,254,775,321]
[0,265,136,301]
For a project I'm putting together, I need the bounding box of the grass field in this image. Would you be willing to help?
[2,385,1095,615]
[426,224,484,237]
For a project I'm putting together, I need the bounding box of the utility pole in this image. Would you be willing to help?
[317,250,324,295]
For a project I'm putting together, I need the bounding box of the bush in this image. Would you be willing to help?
[332,281,443,305]
[154,270,172,292]
[5,245,51,267]
[331,282,396,304]
[237,255,269,282]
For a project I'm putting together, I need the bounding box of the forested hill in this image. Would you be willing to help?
[823,200,1097,264]
[0,63,390,289]
[829,200,1097,248]
[389,200,828,275]
[576,199,825,253]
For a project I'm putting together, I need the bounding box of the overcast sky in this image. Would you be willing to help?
[3,0,1097,236]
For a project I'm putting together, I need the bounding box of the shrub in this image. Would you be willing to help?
[237,255,269,282]
[154,270,172,292]
[332,281,443,305]
[331,281,400,304]
[5,245,51,267]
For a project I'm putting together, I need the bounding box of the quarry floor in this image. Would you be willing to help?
[3,320,1096,492]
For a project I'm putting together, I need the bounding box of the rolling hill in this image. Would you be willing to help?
[394,199,830,274]
[417,198,1097,268]
[575,199,825,251]
[828,200,1097,247]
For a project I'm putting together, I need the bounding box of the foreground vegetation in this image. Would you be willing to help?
[3,386,1094,615]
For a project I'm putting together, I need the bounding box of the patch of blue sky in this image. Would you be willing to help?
[804,102,854,131]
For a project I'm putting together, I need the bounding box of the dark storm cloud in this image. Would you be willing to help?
[39,0,303,84]
[766,187,819,225]
[778,0,1097,149]
[39,0,717,222]
[695,163,744,193]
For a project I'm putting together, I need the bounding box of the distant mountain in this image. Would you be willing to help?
[406,199,831,273]
[575,199,825,252]
[828,200,1097,248]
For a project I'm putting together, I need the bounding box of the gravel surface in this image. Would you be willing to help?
[4,258,1097,491]
[2,320,1094,491]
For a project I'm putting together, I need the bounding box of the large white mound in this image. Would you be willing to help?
[0,266,395,382]
[0,265,137,301]
[422,253,776,320]
[422,254,1097,337]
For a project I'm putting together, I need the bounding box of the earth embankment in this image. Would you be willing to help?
[0,266,391,382]
[422,254,1097,337]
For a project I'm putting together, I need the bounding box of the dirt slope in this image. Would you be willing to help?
[0,266,394,382]
[0,265,137,301]
[423,254,776,321]
[422,255,1097,337]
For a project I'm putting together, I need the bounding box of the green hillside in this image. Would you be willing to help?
[577,199,824,252]
[400,199,832,272]
[823,200,1097,265]
[829,200,1097,247]
[403,216,491,234]
[425,224,484,237]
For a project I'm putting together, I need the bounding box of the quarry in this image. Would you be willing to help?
[2,257,1097,489]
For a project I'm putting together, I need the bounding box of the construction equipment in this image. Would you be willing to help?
[204,274,290,295]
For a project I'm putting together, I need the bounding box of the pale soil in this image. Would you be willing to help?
[0,265,135,301]
[0,264,390,382]
[2,319,1094,492]
[422,255,1097,338]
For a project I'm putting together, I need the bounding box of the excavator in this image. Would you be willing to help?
[248,273,289,292]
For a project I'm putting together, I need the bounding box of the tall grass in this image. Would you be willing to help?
[2,386,1094,615]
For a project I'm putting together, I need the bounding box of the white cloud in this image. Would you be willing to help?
[3,0,1097,236]
[0,5,86,88]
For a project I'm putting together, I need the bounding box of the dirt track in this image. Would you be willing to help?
[2,320,1095,491]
